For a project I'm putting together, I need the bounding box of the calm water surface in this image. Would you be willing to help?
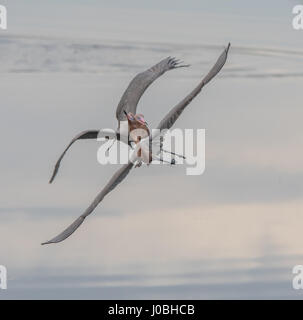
[0,0,303,299]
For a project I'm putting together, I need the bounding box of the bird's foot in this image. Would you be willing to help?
[135,161,142,168]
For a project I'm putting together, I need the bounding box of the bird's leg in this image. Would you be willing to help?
[153,156,176,165]
[161,149,186,160]
[159,137,186,160]
[135,160,143,168]
[106,139,116,153]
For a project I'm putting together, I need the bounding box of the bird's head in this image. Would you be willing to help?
[124,111,135,122]
[124,111,148,126]
[134,114,148,126]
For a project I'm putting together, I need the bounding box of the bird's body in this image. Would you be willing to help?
[125,112,151,162]
[43,44,231,245]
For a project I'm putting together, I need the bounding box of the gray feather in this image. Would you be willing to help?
[49,130,99,184]
[156,43,230,132]
[116,57,189,122]
[42,162,134,245]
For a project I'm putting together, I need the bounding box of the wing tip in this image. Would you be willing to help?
[41,216,86,246]
[49,164,59,184]
[168,57,190,69]
[41,238,62,245]
[226,42,231,53]
[41,241,53,245]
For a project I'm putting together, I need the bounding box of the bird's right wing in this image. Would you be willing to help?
[49,129,118,184]
[156,43,230,132]
[42,161,134,245]
[49,130,99,183]
[116,57,189,122]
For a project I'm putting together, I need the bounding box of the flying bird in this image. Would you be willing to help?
[48,57,188,184]
[42,43,230,245]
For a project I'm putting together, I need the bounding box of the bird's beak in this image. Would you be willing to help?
[124,110,131,121]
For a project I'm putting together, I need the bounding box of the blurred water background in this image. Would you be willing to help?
[0,0,303,299]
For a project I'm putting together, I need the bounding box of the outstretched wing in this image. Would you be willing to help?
[49,129,117,184]
[156,43,230,132]
[42,162,134,245]
[116,57,189,122]
[49,130,99,183]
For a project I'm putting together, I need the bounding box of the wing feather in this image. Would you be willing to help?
[156,44,230,132]
[49,130,100,184]
[42,162,134,245]
[116,57,189,122]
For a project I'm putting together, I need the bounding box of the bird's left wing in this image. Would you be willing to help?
[156,43,230,132]
[116,57,189,122]
[42,162,134,245]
